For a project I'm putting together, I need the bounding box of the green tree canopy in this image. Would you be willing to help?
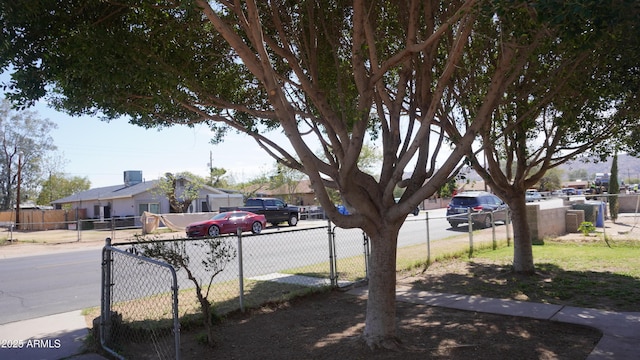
[538,168,563,192]
[208,166,230,188]
[37,173,90,206]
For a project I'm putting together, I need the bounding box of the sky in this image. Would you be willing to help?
[34,102,287,188]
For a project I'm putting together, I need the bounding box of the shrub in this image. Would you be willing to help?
[578,221,596,236]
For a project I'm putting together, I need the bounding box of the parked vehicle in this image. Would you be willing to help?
[219,197,299,226]
[525,189,542,202]
[550,189,564,196]
[592,173,611,194]
[446,191,508,229]
[337,199,420,216]
[394,198,420,216]
[336,204,350,215]
[561,187,577,196]
[186,211,267,237]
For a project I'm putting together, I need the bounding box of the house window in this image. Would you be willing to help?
[93,204,111,219]
[139,203,160,215]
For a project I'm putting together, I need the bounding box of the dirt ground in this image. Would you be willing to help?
[177,288,599,360]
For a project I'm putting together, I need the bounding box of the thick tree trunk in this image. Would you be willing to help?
[362,225,401,349]
[509,197,536,274]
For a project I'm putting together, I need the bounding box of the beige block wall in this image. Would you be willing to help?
[565,210,585,233]
[527,205,573,243]
[620,194,640,213]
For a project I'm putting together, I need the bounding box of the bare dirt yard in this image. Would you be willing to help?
[177,290,599,360]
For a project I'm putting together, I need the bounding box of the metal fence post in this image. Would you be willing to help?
[327,220,337,287]
[76,208,81,242]
[491,211,497,250]
[505,207,511,247]
[362,232,370,281]
[110,217,116,241]
[171,264,181,360]
[467,209,474,258]
[101,237,113,346]
[237,228,245,312]
[425,212,431,265]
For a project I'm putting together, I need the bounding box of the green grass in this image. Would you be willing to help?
[406,240,640,312]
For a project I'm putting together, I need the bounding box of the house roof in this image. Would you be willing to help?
[52,178,232,204]
[245,179,314,196]
[52,180,161,204]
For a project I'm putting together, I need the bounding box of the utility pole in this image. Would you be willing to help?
[209,150,213,184]
[15,152,23,230]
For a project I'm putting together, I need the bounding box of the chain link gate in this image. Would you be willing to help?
[101,238,180,360]
[329,226,370,286]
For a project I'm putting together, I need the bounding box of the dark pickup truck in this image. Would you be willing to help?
[219,197,299,226]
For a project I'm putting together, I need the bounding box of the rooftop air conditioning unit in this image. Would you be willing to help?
[124,170,143,186]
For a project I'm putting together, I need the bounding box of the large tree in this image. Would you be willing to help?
[0,99,57,210]
[457,1,639,273]
[37,173,91,206]
[1,0,633,347]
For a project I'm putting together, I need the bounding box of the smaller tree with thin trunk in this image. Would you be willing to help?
[136,237,237,346]
[460,1,639,274]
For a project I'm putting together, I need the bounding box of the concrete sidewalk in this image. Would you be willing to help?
[0,310,106,360]
[2,286,639,359]
[347,286,640,360]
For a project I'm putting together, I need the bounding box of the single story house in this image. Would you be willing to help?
[253,179,316,206]
[51,171,242,224]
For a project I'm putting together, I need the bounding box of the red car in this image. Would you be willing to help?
[185,211,267,237]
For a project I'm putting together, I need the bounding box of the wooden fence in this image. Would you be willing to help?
[0,209,87,231]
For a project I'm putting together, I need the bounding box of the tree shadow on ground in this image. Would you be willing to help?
[99,269,605,359]
[408,261,640,312]
[182,290,600,360]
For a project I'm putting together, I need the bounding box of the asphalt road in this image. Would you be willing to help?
[0,208,458,325]
[0,250,102,324]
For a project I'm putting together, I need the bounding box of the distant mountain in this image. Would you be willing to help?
[561,153,640,183]
[461,153,640,183]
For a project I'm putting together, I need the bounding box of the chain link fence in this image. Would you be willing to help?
[100,223,372,359]
[98,199,640,359]
[98,213,519,358]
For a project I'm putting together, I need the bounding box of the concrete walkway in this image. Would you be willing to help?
[0,310,106,360]
[347,286,640,360]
